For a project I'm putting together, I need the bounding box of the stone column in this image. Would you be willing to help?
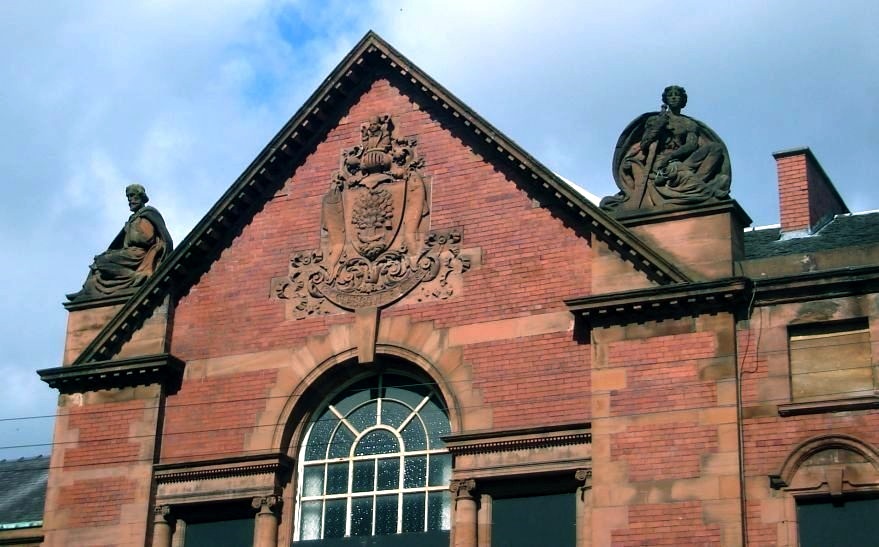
[152,505,172,547]
[451,479,477,547]
[252,496,281,547]
[477,493,492,547]
[576,469,592,547]
[171,519,186,547]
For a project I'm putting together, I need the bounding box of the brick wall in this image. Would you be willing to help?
[63,401,143,468]
[169,77,593,436]
[57,477,136,529]
[162,368,278,460]
[465,331,590,428]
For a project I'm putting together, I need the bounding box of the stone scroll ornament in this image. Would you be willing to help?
[273,115,470,318]
[600,85,732,215]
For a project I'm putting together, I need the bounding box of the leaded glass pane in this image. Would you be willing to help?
[324,499,347,538]
[421,398,450,448]
[326,462,348,495]
[348,401,379,433]
[375,495,399,535]
[305,409,336,461]
[333,384,372,415]
[402,493,426,533]
[380,400,411,428]
[302,465,324,497]
[384,375,430,407]
[297,372,451,542]
[355,429,399,455]
[428,453,451,486]
[351,497,373,536]
[401,417,427,450]
[427,491,450,531]
[300,500,322,540]
[352,460,375,492]
[377,457,400,491]
[404,455,427,488]
[327,423,356,459]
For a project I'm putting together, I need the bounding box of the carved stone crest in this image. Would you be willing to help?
[273,114,471,318]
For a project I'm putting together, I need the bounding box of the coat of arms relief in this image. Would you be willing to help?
[272,114,472,319]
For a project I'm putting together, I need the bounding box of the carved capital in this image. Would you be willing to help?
[449,479,477,500]
[153,504,171,523]
[575,468,592,488]
[252,495,281,514]
[576,468,593,498]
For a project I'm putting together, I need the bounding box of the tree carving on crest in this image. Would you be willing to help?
[272,114,470,318]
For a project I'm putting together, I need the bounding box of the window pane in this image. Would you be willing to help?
[377,457,400,490]
[375,494,399,535]
[421,398,450,448]
[798,497,879,547]
[297,372,452,543]
[355,429,399,455]
[492,493,575,547]
[305,409,336,461]
[353,460,375,492]
[384,375,430,408]
[327,423,356,459]
[326,462,348,495]
[184,518,254,547]
[300,500,322,540]
[302,465,324,497]
[333,385,372,416]
[401,418,427,450]
[381,400,411,428]
[351,497,373,536]
[349,401,379,433]
[428,453,451,486]
[324,499,347,539]
[404,455,427,488]
[427,491,450,531]
[402,493,426,533]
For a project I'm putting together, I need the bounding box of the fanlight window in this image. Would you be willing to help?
[295,373,452,542]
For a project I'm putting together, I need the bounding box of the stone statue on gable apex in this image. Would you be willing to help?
[601,85,732,215]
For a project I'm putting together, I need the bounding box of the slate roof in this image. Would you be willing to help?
[743,211,879,260]
[0,455,49,527]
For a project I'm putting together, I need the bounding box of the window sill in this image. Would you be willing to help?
[778,395,879,417]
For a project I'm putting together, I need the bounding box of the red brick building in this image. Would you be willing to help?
[21,32,879,546]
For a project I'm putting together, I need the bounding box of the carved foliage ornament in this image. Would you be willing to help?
[273,115,470,317]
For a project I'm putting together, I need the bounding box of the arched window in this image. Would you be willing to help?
[295,372,452,544]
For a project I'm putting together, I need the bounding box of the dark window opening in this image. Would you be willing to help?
[797,495,879,547]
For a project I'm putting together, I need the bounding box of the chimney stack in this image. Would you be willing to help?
[773,147,848,234]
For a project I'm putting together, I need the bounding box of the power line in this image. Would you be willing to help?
[4,335,875,423]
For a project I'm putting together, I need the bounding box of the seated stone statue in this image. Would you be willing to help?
[67,184,172,301]
[601,85,731,214]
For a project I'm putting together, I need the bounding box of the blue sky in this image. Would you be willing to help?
[0,0,877,459]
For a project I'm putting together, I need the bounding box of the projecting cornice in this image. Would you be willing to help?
[71,31,688,365]
[566,278,752,330]
[38,353,184,394]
